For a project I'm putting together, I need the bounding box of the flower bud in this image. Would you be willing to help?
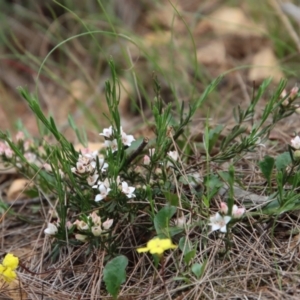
[232,205,245,218]
[75,234,88,242]
[102,218,113,230]
[91,226,102,236]
[143,155,150,165]
[155,168,162,175]
[73,220,89,230]
[294,150,300,159]
[174,216,186,228]
[290,86,299,101]
[220,202,228,214]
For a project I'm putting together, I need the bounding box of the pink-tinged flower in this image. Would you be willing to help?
[232,205,245,218]
[95,184,111,202]
[102,218,113,230]
[209,213,231,233]
[15,131,25,142]
[291,136,300,150]
[121,130,135,147]
[44,223,58,235]
[87,173,98,186]
[43,163,52,172]
[66,221,73,230]
[121,181,135,198]
[4,147,13,159]
[89,211,101,226]
[143,155,150,165]
[75,234,87,242]
[105,139,118,152]
[220,202,228,214]
[100,126,113,138]
[73,220,89,230]
[290,86,299,100]
[91,226,102,236]
[24,152,36,164]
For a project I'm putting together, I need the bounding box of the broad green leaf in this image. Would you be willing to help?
[164,191,179,206]
[103,255,128,299]
[184,250,196,265]
[191,262,206,279]
[154,205,177,238]
[259,156,275,181]
[275,152,291,171]
[179,237,192,255]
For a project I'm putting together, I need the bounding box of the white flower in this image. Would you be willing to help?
[121,129,135,147]
[121,181,135,198]
[209,213,231,233]
[168,151,178,161]
[87,173,99,186]
[89,211,101,226]
[291,136,300,150]
[91,226,102,236]
[102,218,114,230]
[4,147,13,158]
[73,220,89,230]
[100,126,113,138]
[167,151,178,167]
[232,205,245,218]
[44,223,58,235]
[174,216,187,228]
[92,178,110,189]
[149,148,155,157]
[105,139,118,153]
[95,184,111,202]
[98,158,108,172]
[76,161,86,174]
[143,155,150,165]
[75,234,88,242]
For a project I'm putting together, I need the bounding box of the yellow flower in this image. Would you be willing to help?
[0,253,19,282]
[137,237,177,255]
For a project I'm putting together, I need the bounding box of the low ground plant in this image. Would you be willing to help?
[1,56,300,298]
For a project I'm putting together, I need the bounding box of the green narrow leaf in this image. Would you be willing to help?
[103,255,128,299]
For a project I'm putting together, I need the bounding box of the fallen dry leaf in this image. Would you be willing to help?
[0,278,27,300]
[197,40,226,65]
[248,47,284,83]
[7,179,31,201]
[208,7,265,37]
[143,31,172,48]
